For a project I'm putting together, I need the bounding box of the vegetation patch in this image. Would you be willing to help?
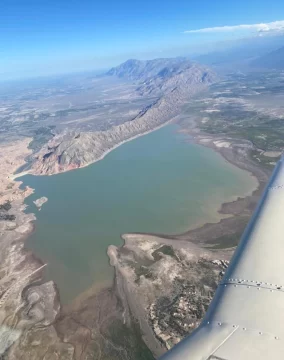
[152,245,176,261]
[0,201,12,211]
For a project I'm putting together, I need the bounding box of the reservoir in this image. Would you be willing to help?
[20,125,257,303]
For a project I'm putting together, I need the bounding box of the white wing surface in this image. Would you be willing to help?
[160,156,284,360]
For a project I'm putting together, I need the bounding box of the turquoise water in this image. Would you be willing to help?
[20,125,257,303]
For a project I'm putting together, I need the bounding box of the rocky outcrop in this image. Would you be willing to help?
[33,196,48,210]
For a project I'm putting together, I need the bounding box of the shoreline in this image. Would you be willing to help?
[18,121,261,298]
[119,131,269,246]
[107,127,271,356]
[22,117,176,178]
[19,120,264,289]
[0,137,71,357]
[111,120,267,249]
[1,119,270,359]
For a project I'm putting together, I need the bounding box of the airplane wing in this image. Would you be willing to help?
[160,156,284,360]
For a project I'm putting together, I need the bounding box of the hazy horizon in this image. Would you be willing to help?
[2,0,284,81]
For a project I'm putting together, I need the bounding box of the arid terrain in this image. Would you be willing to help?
[0,57,283,359]
[0,58,218,359]
[0,139,74,359]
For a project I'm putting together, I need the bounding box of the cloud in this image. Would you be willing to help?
[184,20,284,34]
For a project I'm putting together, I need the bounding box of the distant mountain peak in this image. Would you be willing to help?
[251,46,284,69]
[106,57,217,96]
[106,57,191,81]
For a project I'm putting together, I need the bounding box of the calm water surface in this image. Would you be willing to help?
[20,125,257,303]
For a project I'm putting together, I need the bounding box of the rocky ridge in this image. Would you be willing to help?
[30,59,217,175]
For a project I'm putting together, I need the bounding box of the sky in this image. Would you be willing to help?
[1,0,284,80]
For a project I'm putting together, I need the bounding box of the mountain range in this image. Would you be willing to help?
[251,46,284,69]
[107,57,215,96]
[193,35,284,70]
